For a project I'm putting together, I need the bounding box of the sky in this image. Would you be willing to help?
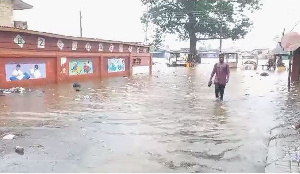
[14,0,300,51]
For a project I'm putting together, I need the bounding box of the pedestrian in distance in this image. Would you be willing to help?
[208,54,230,101]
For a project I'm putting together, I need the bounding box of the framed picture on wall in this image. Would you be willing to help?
[5,63,47,81]
[108,58,126,73]
[69,59,94,76]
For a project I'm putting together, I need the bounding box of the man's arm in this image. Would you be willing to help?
[209,64,217,81]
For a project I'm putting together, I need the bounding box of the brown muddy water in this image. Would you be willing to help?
[0,58,298,172]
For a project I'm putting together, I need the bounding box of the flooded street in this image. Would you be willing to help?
[0,58,297,172]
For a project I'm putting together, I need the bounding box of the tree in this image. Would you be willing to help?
[141,0,262,60]
[151,28,165,51]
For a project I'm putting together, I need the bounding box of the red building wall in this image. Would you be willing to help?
[0,29,151,89]
[0,57,57,88]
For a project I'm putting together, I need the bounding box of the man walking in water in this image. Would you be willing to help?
[209,54,230,101]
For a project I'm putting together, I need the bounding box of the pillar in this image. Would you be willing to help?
[291,53,300,82]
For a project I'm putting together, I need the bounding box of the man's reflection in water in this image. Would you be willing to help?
[212,101,228,125]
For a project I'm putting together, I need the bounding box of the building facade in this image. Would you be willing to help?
[0,27,151,89]
[0,0,32,27]
[0,0,151,89]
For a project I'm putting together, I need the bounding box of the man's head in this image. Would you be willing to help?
[34,65,39,69]
[16,64,21,70]
[219,54,225,63]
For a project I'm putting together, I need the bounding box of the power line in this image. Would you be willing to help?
[290,20,300,32]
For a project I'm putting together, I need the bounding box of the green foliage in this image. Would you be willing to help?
[151,28,165,51]
[141,0,262,43]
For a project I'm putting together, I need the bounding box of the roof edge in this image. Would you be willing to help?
[13,0,33,10]
[0,26,150,47]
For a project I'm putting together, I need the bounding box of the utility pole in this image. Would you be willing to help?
[144,3,149,44]
[219,21,223,53]
[219,6,224,54]
[80,10,83,37]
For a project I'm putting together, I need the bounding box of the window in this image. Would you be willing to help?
[133,58,141,65]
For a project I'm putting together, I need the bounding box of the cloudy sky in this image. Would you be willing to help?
[14,0,300,51]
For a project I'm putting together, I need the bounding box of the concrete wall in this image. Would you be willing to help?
[0,0,13,27]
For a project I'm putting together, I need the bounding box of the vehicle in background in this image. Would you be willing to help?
[220,52,239,68]
[166,51,187,67]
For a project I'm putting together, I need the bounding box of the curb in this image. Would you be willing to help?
[265,126,300,173]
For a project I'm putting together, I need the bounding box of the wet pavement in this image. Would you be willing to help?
[0,58,297,172]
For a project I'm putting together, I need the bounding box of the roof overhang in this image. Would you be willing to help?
[13,0,33,10]
[281,32,300,52]
[0,26,150,48]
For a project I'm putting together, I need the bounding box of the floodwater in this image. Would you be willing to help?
[0,58,297,172]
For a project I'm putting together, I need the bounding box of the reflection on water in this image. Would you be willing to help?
[0,58,297,172]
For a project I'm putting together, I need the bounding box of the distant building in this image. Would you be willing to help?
[272,43,288,55]
[0,0,32,27]
[198,50,219,58]
[150,49,172,58]
[251,48,270,59]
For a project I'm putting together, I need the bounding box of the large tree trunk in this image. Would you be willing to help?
[189,31,197,55]
[188,31,200,64]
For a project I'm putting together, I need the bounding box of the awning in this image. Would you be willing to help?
[12,0,33,10]
[281,32,300,52]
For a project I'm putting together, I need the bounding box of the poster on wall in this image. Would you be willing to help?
[108,58,126,73]
[60,57,67,75]
[5,63,46,81]
[69,60,93,76]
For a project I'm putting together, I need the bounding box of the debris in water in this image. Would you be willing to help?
[75,98,81,101]
[2,134,16,140]
[292,123,300,130]
[3,91,11,94]
[83,95,90,99]
[15,146,24,155]
[0,87,26,94]
[73,82,81,91]
[220,106,226,110]
[260,72,269,76]
[292,151,300,164]
[30,144,44,148]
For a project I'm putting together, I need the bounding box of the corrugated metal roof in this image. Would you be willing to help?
[13,0,33,10]
[0,26,150,47]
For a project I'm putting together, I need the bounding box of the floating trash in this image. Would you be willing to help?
[73,82,81,91]
[2,134,16,140]
[260,72,269,76]
[0,87,26,94]
[292,151,300,164]
[84,95,90,99]
[15,146,24,155]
